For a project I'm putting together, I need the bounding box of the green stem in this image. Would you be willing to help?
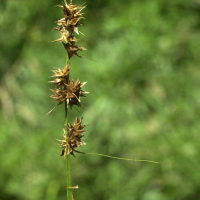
[65,53,72,200]
[65,102,72,200]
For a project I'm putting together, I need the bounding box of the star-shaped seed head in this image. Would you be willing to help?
[50,78,88,108]
[54,0,86,59]
[49,63,70,88]
[57,117,88,156]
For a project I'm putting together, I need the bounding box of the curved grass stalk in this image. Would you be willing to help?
[85,153,170,164]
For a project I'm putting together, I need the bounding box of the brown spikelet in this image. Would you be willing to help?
[54,0,86,59]
[49,63,70,88]
[50,79,88,108]
[63,42,86,59]
[57,117,88,156]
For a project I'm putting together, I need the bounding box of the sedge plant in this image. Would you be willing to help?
[47,1,166,200]
[47,0,87,199]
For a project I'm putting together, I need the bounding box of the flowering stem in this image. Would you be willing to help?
[50,2,87,199]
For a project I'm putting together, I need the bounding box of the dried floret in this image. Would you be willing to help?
[49,63,70,88]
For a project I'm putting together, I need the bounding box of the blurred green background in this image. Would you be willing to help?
[1,0,200,199]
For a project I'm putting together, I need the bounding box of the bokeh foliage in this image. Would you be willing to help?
[1,0,200,199]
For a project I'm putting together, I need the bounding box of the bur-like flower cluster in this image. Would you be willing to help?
[48,63,87,110]
[50,78,88,108]
[54,0,86,58]
[57,117,88,156]
[49,64,70,88]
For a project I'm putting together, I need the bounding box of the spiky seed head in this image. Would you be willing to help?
[57,117,88,156]
[54,0,86,58]
[50,79,88,108]
[49,63,70,88]
[63,42,86,59]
